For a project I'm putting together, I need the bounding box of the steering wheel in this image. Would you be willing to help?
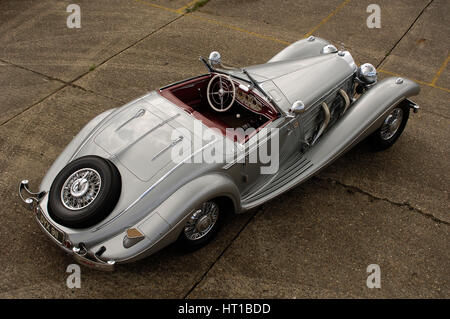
[207,74,236,112]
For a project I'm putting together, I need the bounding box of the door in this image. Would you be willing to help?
[240,116,299,194]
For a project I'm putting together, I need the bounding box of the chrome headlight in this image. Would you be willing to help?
[321,44,338,54]
[208,51,221,67]
[358,63,377,85]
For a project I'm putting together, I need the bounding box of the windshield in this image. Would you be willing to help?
[199,57,283,114]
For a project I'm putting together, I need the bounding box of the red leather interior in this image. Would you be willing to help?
[159,74,277,142]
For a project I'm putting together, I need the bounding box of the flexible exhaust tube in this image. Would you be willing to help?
[312,102,330,145]
[340,89,351,114]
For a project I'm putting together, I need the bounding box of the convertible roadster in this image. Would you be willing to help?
[19,36,420,270]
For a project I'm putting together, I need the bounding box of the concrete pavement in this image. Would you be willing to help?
[0,0,448,298]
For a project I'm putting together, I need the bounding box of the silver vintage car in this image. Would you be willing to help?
[19,37,420,270]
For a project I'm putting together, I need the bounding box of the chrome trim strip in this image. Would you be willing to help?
[115,108,146,132]
[152,136,184,161]
[159,74,209,90]
[69,95,149,161]
[115,113,180,156]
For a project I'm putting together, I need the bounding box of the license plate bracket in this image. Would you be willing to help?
[36,209,65,244]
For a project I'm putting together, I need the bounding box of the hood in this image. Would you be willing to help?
[225,52,357,111]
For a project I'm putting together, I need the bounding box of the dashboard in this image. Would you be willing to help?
[236,89,264,113]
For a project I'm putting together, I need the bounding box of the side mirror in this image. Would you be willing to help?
[208,51,221,67]
[289,101,306,115]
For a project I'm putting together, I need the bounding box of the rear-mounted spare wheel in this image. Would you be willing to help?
[48,156,121,229]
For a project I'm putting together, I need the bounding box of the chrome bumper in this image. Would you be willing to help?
[18,180,46,210]
[405,98,420,113]
[71,245,116,271]
[19,180,116,271]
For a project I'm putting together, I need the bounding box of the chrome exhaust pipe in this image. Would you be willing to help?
[312,102,331,145]
[340,89,351,115]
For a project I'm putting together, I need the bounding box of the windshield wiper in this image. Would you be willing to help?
[199,56,214,73]
[242,69,282,113]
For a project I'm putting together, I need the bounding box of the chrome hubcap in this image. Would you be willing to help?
[61,168,101,210]
[184,202,219,241]
[70,178,89,197]
[380,108,403,140]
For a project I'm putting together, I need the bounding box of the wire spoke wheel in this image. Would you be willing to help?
[380,107,404,140]
[60,168,102,210]
[368,101,410,152]
[49,156,121,229]
[183,201,219,241]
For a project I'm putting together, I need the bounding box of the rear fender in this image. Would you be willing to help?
[156,173,240,226]
[106,173,240,263]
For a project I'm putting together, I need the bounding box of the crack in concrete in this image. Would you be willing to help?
[0,58,126,106]
[0,58,65,84]
[0,82,65,127]
[377,0,434,69]
[183,207,262,299]
[69,83,126,103]
[316,176,449,226]
[0,14,183,126]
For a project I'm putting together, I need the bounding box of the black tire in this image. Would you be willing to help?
[178,200,223,250]
[48,156,121,229]
[369,102,410,151]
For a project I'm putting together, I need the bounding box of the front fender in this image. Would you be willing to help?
[268,37,330,62]
[307,76,420,170]
[241,76,420,210]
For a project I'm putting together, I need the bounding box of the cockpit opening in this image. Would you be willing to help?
[159,74,279,142]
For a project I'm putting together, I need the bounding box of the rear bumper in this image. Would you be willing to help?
[19,180,116,271]
[72,247,116,271]
[36,205,116,271]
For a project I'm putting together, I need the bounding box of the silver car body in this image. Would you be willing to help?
[19,37,420,270]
